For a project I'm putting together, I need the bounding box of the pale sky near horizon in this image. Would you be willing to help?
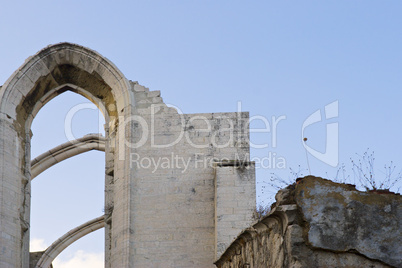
[1,1,402,267]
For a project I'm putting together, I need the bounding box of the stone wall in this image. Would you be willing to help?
[125,82,256,267]
[215,176,401,268]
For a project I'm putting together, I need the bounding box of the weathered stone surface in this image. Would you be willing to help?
[296,176,401,267]
[215,163,256,259]
[215,176,400,268]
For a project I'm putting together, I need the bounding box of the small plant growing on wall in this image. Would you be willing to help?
[251,204,271,221]
[262,149,401,204]
[351,150,401,193]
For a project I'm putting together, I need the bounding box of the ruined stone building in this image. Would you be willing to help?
[1,43,400,268]
[0,43,256,267]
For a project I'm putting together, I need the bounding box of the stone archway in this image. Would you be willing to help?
[34,215,105,268]
[0,43,135,268]
[31,134,106,179]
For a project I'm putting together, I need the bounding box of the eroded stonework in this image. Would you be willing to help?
[215,176,401,268]
[295,177,401,267]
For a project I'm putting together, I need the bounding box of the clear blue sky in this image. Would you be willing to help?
[1,1,401,267]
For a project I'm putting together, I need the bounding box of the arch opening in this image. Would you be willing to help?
[30,92,107,267]
[22,64,116,133]
[0,43,132,267]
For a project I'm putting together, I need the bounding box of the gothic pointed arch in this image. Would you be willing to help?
[0,43,136,267]
[0,42,134,131]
